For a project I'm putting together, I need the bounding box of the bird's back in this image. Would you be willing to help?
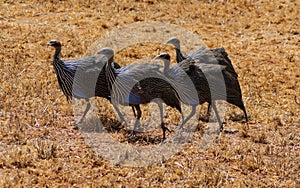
[110,62,181,111]
[211,48,238,78]
[187,46,238,78]
[54,55,110,100]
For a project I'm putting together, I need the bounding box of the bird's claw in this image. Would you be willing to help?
[163,126,171,133]
[219,124,224,132]
[75,119,83,126]
[120,118,129,128]
[129,130,135,137]
[175,124,184,130]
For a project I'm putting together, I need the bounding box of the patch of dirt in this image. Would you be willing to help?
[0,0,299,187]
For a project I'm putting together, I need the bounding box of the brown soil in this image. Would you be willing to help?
[0,0,299,187]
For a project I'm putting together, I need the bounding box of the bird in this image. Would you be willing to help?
[47,39,122,125]
[99,48,182,139]
[166,37,248,121]
[155,52,245,131]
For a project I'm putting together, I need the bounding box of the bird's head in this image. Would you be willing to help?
[154,53,171,70]
[47,39,61,47]
[166,37,180,49]
[154,52,171,61]
[97,48,114,63]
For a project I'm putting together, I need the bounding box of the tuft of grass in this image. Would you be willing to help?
[252,132,268,144]
[34,138,58,160]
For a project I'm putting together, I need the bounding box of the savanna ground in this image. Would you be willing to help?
[0,0,299,187]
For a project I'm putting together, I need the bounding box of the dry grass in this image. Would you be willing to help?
[0,0,299,187]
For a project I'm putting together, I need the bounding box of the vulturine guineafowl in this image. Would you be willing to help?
[156,52,246,131]
[166,37,248,121]
[99,48,182,139]
[47,40,122,125]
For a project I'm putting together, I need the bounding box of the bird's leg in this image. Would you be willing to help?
[180,112,185,124]
[244,108,249,122]
[131,106,137,117]
[177,105,196,129]
[157,101,170,140]
[206,103,212,119]
[241,103,249,122]
[161,122,170,140]
[76,99,91,125]
[199,103,211,122]
[211,101,223,132]
[112,102,127,126]
[129,105,141,136]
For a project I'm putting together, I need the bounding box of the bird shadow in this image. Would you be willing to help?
[77,114,247,145]
[77,115,123,133]
[124,131,164,145]
[77,116,165,145]
[199,114,248,123]
[227,114,249,122]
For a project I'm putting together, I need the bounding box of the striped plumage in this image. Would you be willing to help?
[47,40,112,124]
[166,37,248,121]
[155,53,242,131]
[99,48,181,139]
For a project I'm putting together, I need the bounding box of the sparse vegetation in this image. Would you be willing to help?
[0,0,299,187]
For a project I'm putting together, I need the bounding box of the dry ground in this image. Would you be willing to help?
[0,0,299,187]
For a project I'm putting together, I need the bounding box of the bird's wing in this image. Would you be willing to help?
[165,60,199,105]
[196,64,228,100]
[196,63,226,73]
[64,56,95,67]
[64,56,107,99]
[112,63,164,104]
[187,46,219,64]
[66,55,113,70]
[222,70,242,99]
[115,63,163,84]
[211,47,238,78]
[190,47,238,78]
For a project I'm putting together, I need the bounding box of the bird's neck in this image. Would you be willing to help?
[108,57,114,64]
[53,46,61,60]
[163,59,170,69]
[163,59,171,74]
[175,48,185,63]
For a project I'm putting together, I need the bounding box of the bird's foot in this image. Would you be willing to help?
[118,118,128,128]
[199,116,209,122]
[245,115,249,122]
[129,130,136,137]
[219,123,224,132]
[75,118,83,127]
[162,126,171,135]
[175,124,184,130]
[161,123,171,140]
[162,124,171,133]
